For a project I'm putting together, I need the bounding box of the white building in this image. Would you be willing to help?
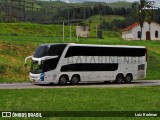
[76,26,90,38]
[122,22,160,40]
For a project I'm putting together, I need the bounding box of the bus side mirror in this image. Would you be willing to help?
[25,56,32,66]
[38,59,42,65]
[45,55,58,59]
[38,56,58,65]
[24,63,27,68]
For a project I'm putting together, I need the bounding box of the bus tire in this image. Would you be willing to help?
[58,75,68,85]
[124,74,133,83]
[70,75,80,85]
[115,74,124,84]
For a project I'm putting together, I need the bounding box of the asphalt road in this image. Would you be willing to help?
[0,80,160,89]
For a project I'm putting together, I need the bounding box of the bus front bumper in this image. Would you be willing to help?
[29,73,44,83]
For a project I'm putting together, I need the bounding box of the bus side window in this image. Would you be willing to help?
[43,58,59,72]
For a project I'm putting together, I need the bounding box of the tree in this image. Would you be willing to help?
[146,10,155,39]
[154,9,160,24]
[132,0,147,41]
[139,0,147,41]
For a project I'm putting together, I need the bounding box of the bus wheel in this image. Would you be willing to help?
[124,74,132,83]
[115,74,124,84]
[58,75,67,85]
[70,75,80,85]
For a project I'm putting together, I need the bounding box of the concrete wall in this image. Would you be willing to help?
[76,26,90,38]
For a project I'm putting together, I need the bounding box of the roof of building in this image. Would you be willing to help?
[122,22,140,31]
[122,22,160,32]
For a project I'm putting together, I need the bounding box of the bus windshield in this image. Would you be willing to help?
[31,44,67,73]
[30,60,43,74]
[30,58,59,74]
[33,45,48,58]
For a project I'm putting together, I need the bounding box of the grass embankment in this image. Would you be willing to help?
[0,22,160,82]
[0,23,76,37]
[0,87,160,119]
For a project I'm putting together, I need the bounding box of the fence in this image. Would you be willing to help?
[0,0,45,22]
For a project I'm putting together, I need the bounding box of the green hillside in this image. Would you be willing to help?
[0,22,160,82]
[83,15,125,36]
[0,23,76,37]
[35,1,132,8]
[35,1,68,9]
[87,15,125,23]
[84,1,132,8]
[107,1,132,8]
[0,15,124,37]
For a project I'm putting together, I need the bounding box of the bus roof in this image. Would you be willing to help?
[39,43,146,49]
[68,43,146,49]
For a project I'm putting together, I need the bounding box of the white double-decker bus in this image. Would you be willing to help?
[25,43,147,85]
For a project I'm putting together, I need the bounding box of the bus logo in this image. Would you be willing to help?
[2,112,11,117]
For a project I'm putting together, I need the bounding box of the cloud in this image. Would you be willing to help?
[64,0,70,3]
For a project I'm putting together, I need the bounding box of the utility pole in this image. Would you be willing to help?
[68,7,70,24]
[83,7,86,20]
[96,24,98,43]
[9,2,12,22]
[77,23,79,43]
[18,0,21,21]
[70,23,72,42]
[63,22,64,42]
[23,0,26,21]
[32,1,33,22]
